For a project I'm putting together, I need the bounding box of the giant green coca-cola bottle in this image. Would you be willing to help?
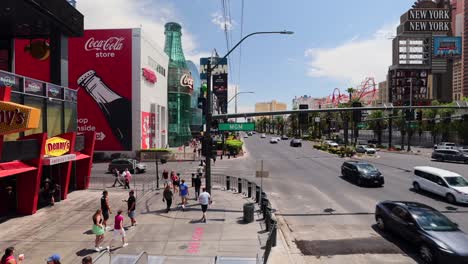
[164,22,193,147]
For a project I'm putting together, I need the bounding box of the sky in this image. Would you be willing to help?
[76,0,416,113]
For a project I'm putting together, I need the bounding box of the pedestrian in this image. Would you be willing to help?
[212,154,216,165]
[194,175,201,199]
[46,254,61,264]
[81,256,92,264]
[198,188,212,223]
[41,181,55,206]
[162,169,170,188]
[123,168,132,189]
[91,209,105,252]
[171,171,179,194]
[124,190,136,227]
[197,163,204,176]
[162,185,173,213]
[111,168,123,187]
[109,209,128,249]
[179,179,189,210]
[100,190,112,230]
[1,247,23,264]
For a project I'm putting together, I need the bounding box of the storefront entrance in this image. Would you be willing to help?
[0,176,17,217]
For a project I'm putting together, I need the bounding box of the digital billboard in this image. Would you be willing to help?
[433,37,462,58]
[68,29,133,151]
[200,57,228,115]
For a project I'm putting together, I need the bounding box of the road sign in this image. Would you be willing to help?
[314,117,320,123]
[218,122,255,131]
[410,122,418,129]
[357,123,366,129]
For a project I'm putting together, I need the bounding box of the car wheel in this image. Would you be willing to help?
[446,193,456,204]
[135,168,141,174]
[413,182,421,192]
[376,216,386,231]
[419,245,435,264]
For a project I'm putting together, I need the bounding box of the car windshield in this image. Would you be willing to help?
[412,209,458,231]
[357,164,377,173]
[444,176,468,187]
[359,145,368,148]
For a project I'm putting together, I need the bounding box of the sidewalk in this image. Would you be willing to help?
[0,185,263,263]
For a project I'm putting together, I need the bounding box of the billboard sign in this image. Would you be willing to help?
[218,122,255,131]
[0,101,41,135]
[200,57,228,114]
[433,37,462,58]
[69,29,133,151]
[45,137,71,157]
[141,111,156,149]
[400,8,451,33]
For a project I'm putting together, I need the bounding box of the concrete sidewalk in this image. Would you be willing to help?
[0,185,263,263]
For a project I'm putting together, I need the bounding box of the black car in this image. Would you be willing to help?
[281,135,289,140]
[108,158,146,174]
[341,161,384,186]
[375,201,468,264]
[290,138,302,147]
[431,149,468,163]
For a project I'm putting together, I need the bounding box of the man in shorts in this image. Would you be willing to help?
[124,190,136,227]
[100,190,112,230]
[179,179,189,210]
[108,209,128,249]
[198,188,211,223]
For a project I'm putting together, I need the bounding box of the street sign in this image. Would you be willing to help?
[218,122,255,131]
[314,117,320,123]
[357,123,366,129]
[410,122,418,129]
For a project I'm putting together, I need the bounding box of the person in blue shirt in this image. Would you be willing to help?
[179,179,189,211]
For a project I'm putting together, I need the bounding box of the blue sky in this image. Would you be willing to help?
[78,0,415,112]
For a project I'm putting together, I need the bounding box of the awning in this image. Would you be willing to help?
[74,152,90,161]
[0,161,37,178]
[43,154,76,166]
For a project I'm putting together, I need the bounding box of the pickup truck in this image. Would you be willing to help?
[434,142,456,150]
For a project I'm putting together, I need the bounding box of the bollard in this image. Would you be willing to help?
[271,219,277,247]
[238,178,242,194]
[226,176,231,191]
[248,182,252,198]
[255,186,260,203]
[191,173,195,187]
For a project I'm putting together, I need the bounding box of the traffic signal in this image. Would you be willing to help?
[416,111,422,121]
[352,102,362,123]
[405,109,414,120]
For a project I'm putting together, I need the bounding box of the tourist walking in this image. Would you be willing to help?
[111,168,123,187]
[194,175,201,199]
[198,188,212,223]
[179,179,189,210]
[162,169,170,187]
[123,168,132,189]
[162,185,173,213]
[124,190,136,227]
[46,254,61,264]
[171,171,179,194]
[100,190,112,230]
[81,256,92,264]
[91,209,105,252]
[1,247,23,264]
[109,210,128,249]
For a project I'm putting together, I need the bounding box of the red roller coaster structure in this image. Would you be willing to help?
[323,77,378,107]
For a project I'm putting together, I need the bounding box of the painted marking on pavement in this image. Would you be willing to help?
[187,227,204,254]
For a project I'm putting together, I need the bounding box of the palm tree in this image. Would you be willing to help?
[367,110,387,145]
[346,87,355,101]
[275,116,285,135]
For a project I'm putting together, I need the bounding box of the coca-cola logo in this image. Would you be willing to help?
[180,73,194,90]
[84,37,125,51]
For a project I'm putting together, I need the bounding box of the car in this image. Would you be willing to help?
[434,142,456,150]
[247,131,253,136]
[356,145,377,154]
[368,138,379,145]
[270,137,279,144]
[290,138,302,147]
[261,133,266,138]
[252,131,256,134]
[341,161,384,186]
[375,201,468,264]
[412,166,468,204]
[324,140,339,148]
[432,149,468,163]
[108,158,146,174]
[244,134,249,138]
[281,135,289,140]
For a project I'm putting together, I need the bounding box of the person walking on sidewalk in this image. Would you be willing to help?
[46,254,61,264]
[81,256,92,264]
[171,171,179,194]
[100,191,112,231]
[123,168,132,189]
[194,175,201,199]
[1,247,23,264]
[124,190,136,227]
[198,188,212,223]
[162,169,170,187]
[179,179,189,210]
[162,185,173,213]
[108,210,128,249]
[111,168,123,187]
[91,209,105,252]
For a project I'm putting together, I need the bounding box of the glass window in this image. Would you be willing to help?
[412,209,458,231]
[24,96,45,136]
[47,100,63,137]
[4,93,22,141]
[64,102,77,132]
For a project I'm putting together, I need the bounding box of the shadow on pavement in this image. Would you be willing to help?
[409,188,468,210]
[76,248,97,257]
[338,175,384,189]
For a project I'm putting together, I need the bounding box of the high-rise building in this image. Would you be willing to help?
[451,0,468,99]
[255,100,287,119]
[377,81,389,105]
[164,22,193,147]
[292,95,323,110]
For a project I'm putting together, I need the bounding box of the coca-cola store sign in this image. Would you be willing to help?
[85,36,125,58]
[180,73,193,90]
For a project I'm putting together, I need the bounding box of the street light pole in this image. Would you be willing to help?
[407,78,413,152]
[204,30,293,194]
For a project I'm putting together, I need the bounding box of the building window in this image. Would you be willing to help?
[47,100,63,137]
[64,102,77,132]
[24,96,46,136]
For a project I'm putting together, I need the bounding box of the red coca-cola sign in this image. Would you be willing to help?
[142,68,157,84]
[84,37,125,51]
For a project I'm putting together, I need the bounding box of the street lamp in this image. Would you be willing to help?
[228,91,254,119]
[204,30,294,193]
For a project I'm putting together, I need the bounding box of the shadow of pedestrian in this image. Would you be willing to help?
[75,248,97,257]
[82,229,94,235]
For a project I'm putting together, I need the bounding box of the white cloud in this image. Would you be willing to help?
[305,23,397,85]
[76,0,207,64]
[211,12,235,31]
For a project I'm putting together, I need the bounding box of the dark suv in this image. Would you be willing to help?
[432,149,468,163]
[341,161,384,187]
[108,158,147,174]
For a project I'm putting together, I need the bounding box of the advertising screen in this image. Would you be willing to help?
[141,111,156,149]
[68,29,133,151]
[200,57,228,114]
[433,37,462,58]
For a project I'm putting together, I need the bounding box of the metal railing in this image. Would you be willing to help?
[88,173,156,199]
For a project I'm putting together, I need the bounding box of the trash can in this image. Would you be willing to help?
[243,203,255,223]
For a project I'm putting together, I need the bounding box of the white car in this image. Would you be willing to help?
[270,137,280,144]
[356,145,376,154]
[434,142,456,150]
[261,133,266,138]
[413,166,468,204]
[324,140,339,148]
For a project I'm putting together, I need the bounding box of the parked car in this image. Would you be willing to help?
[375,201,468,264]
[247,131,253,136]
[341,161,384,187]
[432,149,468,163]
[108,158,146,174]
[261,133,266,138]
[434,142,456,150]
[324,140,339,148]
[412,166,468,204]
[290,138,302,147]
[356,145,377,154]
[270,137,279,144]
[281,135,289,140]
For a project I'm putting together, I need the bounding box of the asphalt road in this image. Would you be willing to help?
[214,134,468,263]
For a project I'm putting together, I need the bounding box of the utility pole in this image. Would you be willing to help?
[204,59,212,194]
[407,78,413,152]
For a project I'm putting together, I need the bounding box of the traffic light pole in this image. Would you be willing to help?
[205,60,213,194]
[407,78,413,152]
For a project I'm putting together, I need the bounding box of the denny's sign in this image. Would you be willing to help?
[0,101,41,135]
[45,137,71,157]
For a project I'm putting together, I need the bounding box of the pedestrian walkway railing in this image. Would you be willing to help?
[89,173,156,200]
[93,250,111,264]
[132,252,148,264]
